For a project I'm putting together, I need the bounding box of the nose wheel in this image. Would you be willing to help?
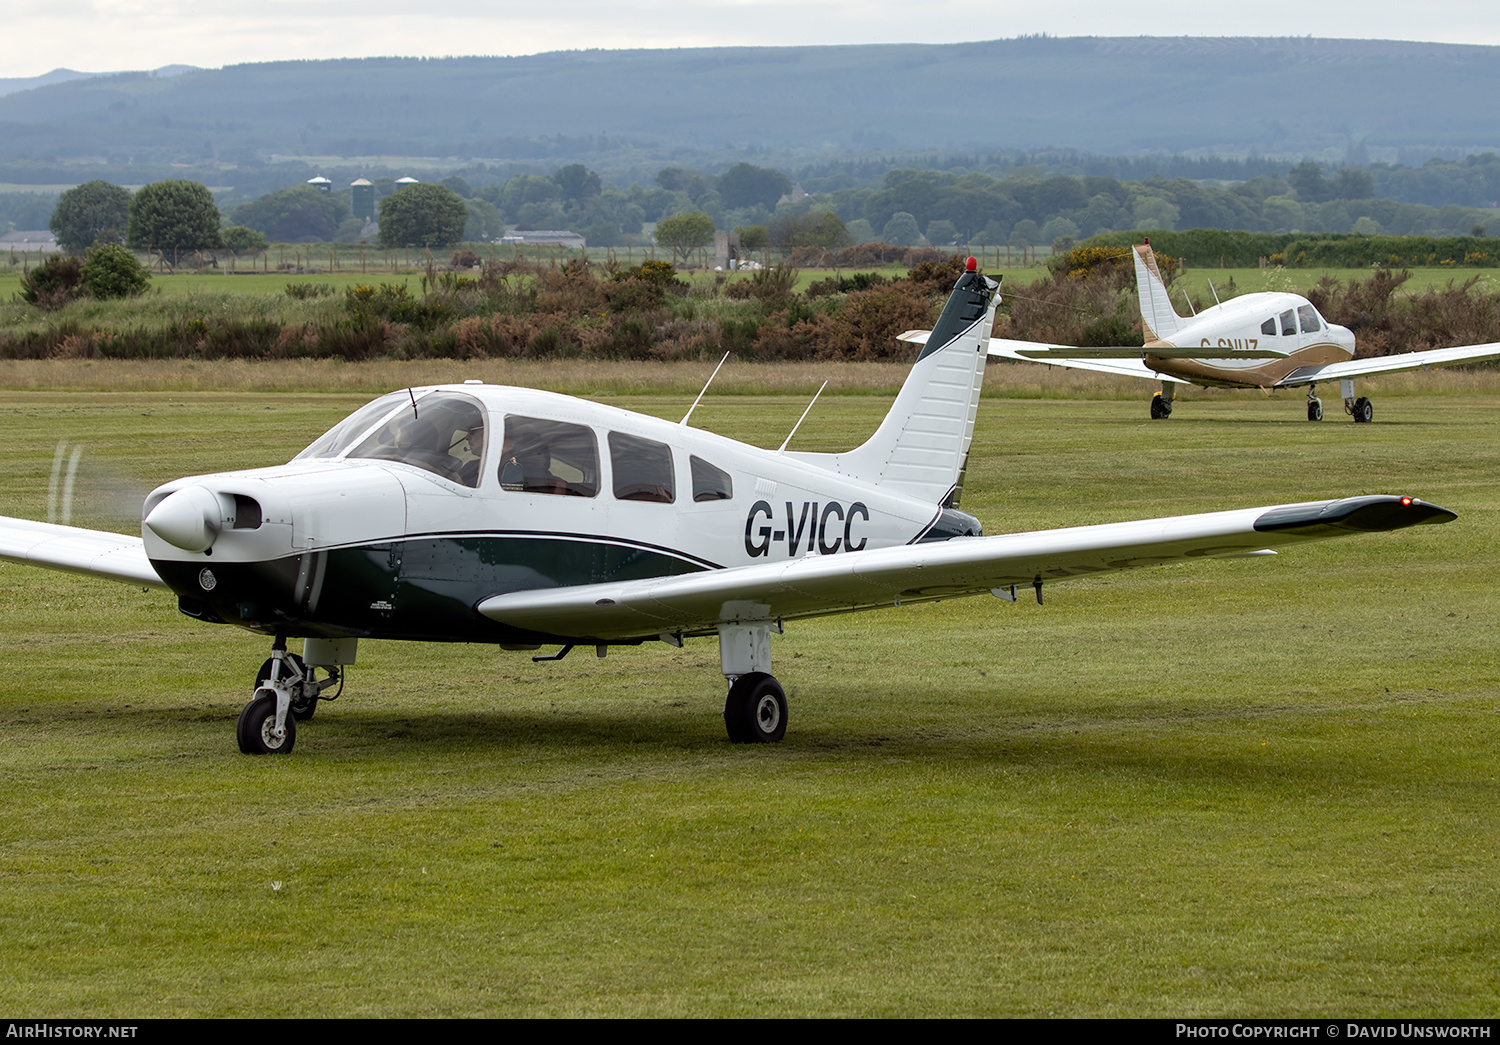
[237,638,344,754]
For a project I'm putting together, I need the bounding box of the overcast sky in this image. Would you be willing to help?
[3,0,1497,78]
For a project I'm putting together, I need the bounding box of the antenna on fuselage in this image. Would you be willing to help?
[1207,279,1223,308]
[778,380,828,453]
[407,387,419,419]
[1179,289,1197,316]
[680,351,731,428]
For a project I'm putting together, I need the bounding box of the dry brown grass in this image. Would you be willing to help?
[3,357,1497,402]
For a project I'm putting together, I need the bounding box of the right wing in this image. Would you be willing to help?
[477,495,1454,643]
[1275,341,1500,387]
[0,516,166,587]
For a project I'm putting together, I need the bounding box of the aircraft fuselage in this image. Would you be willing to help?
[1146,291,1356,389]
[141,385,976,647]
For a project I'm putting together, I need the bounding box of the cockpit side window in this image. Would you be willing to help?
[609,432,675,504]
[347,392,487,487]
[1260,318,1277,336]
[1298,304,1323,334]
[499,416,599,497]
[293,391,415,461]
[690,456,733,502]
[1280,309,1297,336]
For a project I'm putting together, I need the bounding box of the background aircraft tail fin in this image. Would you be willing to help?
[1133,241,1186,341]
[789,259,998,506]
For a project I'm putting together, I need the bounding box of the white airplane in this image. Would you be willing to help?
[0,258,1458,755]
[973,241,1500,422]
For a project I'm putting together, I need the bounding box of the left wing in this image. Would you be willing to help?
[0,516,165,587]
[1274,342,1500,387]
[479,495,1453,642]
[985,337,1190,382]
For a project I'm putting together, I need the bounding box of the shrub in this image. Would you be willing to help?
[20,256,86,309]
[80,244,150,300]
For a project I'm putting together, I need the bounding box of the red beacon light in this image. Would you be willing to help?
[965,256,977,272]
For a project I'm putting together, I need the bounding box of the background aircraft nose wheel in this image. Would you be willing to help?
[1149,394,1172,420]
[1307,397,1323,422]
[1351,397,1373,423]
[236,693,296,754]
[257,653,317,720]
[723,672,788,743]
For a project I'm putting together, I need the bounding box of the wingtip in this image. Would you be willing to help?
[1253,495,1457,535]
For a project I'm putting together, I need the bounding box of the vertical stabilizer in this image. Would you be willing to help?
[786,259,999,505]
[1133,242,1185,342]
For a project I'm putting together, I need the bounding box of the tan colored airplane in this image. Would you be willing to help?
[961,241,1500,422]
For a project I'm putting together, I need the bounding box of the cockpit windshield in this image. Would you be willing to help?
[293,391,417,462]
[346,392,487,487]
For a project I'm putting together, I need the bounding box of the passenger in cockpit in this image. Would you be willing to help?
[458,420,485,487]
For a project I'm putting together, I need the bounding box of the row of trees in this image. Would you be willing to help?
[46,179,478,254]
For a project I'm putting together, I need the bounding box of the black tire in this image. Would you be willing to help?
[257,653,316,720]
[1150,396,1169,420]
[1353,397,1373,423]
[723,672,787,744]
[236,692,296,755]
[1307,400,1323,422]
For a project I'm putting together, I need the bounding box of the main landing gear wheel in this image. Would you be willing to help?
[236,693,296,755]
[1351,397,1374,423]
[723,672,788,744]
[257,653,317,720]
[1149,394,1172,420]
[1307,398,1323,422]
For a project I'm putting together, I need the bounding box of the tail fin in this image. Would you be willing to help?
[1133,241,1185,342]
[787,258,999,506]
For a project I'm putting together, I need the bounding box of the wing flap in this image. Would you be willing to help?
[478,495,1452,641]
[0,516,165,587]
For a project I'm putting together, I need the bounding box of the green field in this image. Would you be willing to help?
[0,374,1497,1016]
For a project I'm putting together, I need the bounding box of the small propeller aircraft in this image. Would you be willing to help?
[972,241,1500,422]
[0,258,1459,754]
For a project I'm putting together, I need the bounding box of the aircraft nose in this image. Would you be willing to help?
[144,485,223,551]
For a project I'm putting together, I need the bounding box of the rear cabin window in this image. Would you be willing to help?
[609,432,675,504]
[690,456,733,502]
[346,392,486,487]
[499,416,599,497]
[1260,318,1277,336]
[1298,305,1322,334]
[1280,310,1297,336]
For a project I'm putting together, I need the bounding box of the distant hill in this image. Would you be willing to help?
[0,39,1495,171]
[0,64,196,99]
[0,68,100,98]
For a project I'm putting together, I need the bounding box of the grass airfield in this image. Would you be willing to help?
[0,370,1497,1016]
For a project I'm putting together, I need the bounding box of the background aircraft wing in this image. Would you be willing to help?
[1275,342,1500,387]
[985,337,1191,383]
[0,516,165,587]
[478,495,1452,642]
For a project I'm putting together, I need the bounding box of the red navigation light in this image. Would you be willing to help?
[965,256,977,272]
[1401,496,1413,506]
